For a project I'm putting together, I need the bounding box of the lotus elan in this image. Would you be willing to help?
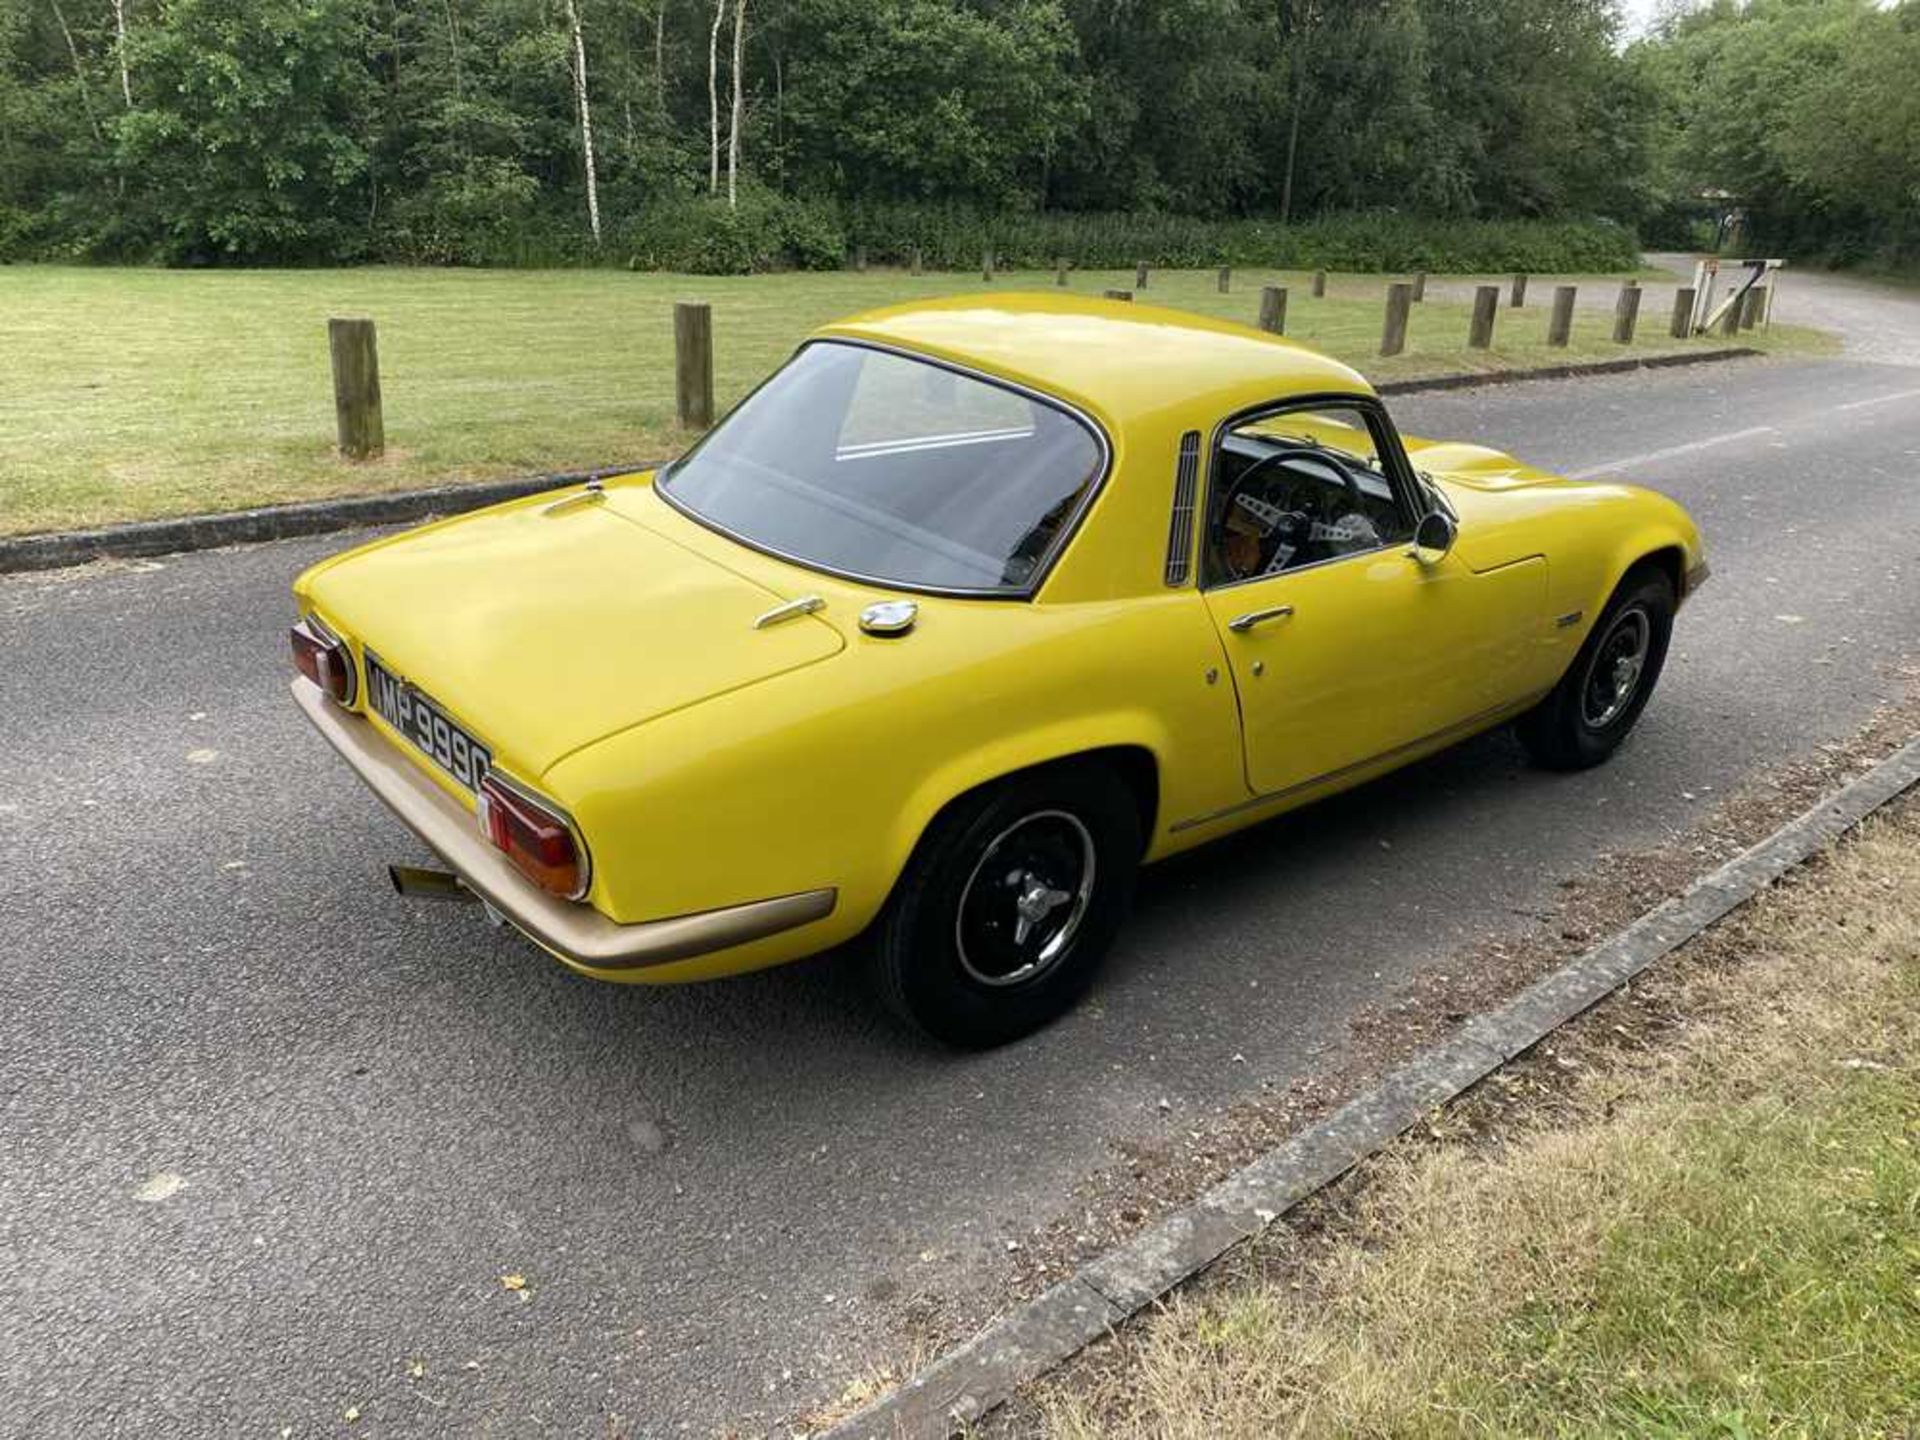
[291,294,1707,1046]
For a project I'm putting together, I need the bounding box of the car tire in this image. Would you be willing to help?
[1516,564,1675,771]
[871,762,1143,1049]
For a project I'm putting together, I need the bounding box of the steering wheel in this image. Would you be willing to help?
[1217,449,1367,581]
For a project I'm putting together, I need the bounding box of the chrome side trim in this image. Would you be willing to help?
[291,679,837,970]
[1169,694,1546,833]
[1164,430,1201,587]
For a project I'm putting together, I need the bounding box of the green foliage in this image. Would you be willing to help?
[844,206,1639,275]
[111,0,381,263]
[6,0,1906,271]
[775,0,1086,207]
[0,0,1674,269]
[615,188,843,272]
[1634,0,1920,268]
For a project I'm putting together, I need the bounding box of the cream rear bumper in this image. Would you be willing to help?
[290,679,836,970]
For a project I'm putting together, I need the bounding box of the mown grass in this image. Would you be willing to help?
[0,263,1829,537]
[1034,799,1920,1439]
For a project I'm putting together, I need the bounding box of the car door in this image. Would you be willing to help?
[1198,397,1545,798]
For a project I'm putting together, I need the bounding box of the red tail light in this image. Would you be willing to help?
[477,773,590,901]
[290,616,356,707]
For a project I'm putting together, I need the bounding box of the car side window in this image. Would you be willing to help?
[1203,404,1414,586]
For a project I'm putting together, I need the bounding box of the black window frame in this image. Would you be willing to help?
[1199,391,1426,593]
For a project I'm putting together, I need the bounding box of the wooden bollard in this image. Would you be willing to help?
[910,247,923,277]
[1671,286,1695,338]
[1718,298,1741,338]
[982,250,994,282]
[1411,271,1427,303]
[1258,285,1288,334]
[1217,266,1231,294]
[1380,282,1413,356]
[673,301,713,430]
[1738,287,1765,330]
[1055,256,1068,287]
[327,317,384,460]
[1468,285,1499,349]
[1547,285,1577,347]
[1311,269,1326,298]
[852,245,866,273]
[1510,272,1528,308]
[1103,289,1133,302]
[1135,261,1149,290]
[1613,281,1642,344]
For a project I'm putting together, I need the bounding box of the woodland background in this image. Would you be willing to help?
[0,0,1914,270]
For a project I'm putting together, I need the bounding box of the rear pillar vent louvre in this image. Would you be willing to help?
[1164,430,1202,587]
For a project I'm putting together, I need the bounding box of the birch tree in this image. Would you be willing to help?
[726,0,746,206]
[562,0,600,244]
[707,0,724,194]
[111,0,131,106]
[46,0,103,144]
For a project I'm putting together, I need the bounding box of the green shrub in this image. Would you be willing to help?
[842,204,1639,274]
[612,189,846,274]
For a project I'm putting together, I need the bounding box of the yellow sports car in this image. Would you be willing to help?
[291,294,1707,1046]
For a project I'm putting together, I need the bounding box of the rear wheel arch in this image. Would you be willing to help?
[905,744,1160,877]
[870,747,1154,1046]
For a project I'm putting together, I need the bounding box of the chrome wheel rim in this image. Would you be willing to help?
[955,810,1096,988]
[1582,607,1651,729]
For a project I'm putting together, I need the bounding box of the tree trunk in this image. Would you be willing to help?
[1280,50,1303,223]
[726,0,746,208]
[441,0,463,104]
[47,0,103,145]
[111,0,131,107]
[653,5,666,113]
[563,0,601,244]
[707,0,724,195]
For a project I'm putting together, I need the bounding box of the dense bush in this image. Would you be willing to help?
[613,191,845,273]
[843,205,1641,275]
[378,201,1640,275]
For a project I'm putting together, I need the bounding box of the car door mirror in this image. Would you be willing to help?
[1410,509,1457,565]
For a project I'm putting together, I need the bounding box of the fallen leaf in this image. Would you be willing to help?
[133,1172,187,1204]
[499,1274,527,1291]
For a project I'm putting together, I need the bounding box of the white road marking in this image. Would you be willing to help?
[1835,388,1920,412]
[1567,425,1779,480]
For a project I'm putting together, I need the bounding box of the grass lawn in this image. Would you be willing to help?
[1031,796,1920,1439]
[0,263,1831,537]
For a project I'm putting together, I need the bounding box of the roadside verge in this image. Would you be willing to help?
[820,730,1920,1439]
[0,347,1757,576]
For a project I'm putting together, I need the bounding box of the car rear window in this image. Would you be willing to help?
[658,341,1106,595]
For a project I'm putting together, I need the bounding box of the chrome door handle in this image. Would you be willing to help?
[1227,604,1295,633]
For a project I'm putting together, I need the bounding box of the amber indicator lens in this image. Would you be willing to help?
[477,775,586,900]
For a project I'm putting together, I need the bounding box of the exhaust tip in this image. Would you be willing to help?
[388,864,476,903]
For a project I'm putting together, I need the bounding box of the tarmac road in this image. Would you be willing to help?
[3,287,1918,1435]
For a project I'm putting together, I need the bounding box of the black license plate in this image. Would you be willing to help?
[365,654,493,793]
